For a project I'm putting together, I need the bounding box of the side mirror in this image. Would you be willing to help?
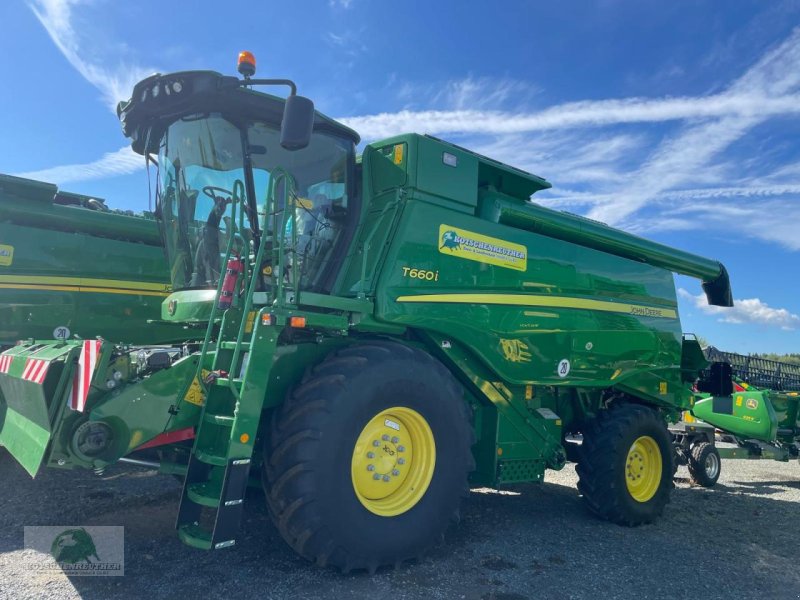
[281,95,315,151]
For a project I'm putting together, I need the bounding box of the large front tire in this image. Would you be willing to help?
[576,403,673,525]
[264,341,474,572]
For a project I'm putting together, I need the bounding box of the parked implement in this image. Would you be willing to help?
[0,55,735,571]
[672,347,800,487]
[0,174,177,345]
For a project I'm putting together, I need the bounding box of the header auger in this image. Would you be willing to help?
[0,53,737,572]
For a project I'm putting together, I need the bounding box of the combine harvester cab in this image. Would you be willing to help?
[0,53,739,571]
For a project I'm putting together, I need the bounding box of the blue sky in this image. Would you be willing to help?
[1,0,799,354]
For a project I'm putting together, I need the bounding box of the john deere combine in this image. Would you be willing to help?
[0,53,737,572]
[0,174,176,345]
[0,174,192,465]
[672,347,800,486]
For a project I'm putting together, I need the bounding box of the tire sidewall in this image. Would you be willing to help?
[614,409,673,520]
[294,352,469,563]
[690,443,721,487]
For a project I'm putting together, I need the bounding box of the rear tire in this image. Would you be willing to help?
[264,341,474,572]
[576,403,673,525]
[687,442,721,487]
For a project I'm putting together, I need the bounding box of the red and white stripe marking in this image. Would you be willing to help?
[0,354,12,374]
[21,359,49,384]
[70,340,102,412]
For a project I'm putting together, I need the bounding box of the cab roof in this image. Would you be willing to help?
[118,70,360,155]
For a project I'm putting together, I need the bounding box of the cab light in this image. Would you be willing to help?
[238,51,257,77]
[261,313,274,326]
[290,316,307,328]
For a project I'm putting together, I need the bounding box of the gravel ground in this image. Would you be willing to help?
[1,448,799,600]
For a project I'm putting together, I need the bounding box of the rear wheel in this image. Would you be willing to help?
[576,403,673,525]
[264,341,474,572]
[687,442,721,487]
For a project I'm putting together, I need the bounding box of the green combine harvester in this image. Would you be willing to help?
[671,347,800,487]
[0,53,738,572]
[0,174,190,459]
[0,174,177,345]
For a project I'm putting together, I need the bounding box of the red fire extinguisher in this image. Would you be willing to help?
[218,255,244,309]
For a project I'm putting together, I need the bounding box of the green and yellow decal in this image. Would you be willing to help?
[0,244,13,266]
[0,274,171,297]
[395,293,678,319]
[439,224,527,271]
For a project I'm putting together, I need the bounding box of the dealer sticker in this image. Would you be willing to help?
[439,225,527,271]
[0,244,13,266]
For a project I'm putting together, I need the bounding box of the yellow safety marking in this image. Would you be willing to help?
[395,293,678,319]
[393,144,404,165]
[244,311,257,334]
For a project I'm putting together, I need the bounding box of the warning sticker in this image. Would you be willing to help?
[184,370,209,407]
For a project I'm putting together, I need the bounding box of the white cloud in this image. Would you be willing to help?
[28,0,154,110]
[12,146,143,185]
[21,7,800,259]
[588,28,800,226]
[659,185,800,200]
[679,288,800,330]
[339,93,800,140]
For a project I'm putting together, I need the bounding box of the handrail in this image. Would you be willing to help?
[194,180,247,395]
[226,173,288,399]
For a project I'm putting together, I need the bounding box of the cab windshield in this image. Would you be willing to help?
[157,114,353,292]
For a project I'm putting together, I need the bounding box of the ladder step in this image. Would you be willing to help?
[214,377,243,387]
[219,342,251,351]
[177,523,212,550]
[187,480,223,508]
[195,450,228,466]
[178,523,237,550]
[204,412,235,427]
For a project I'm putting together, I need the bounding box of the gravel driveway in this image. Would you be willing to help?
[1,448,799,600]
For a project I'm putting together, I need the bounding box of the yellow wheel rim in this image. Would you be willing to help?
[625,435,662,503]
[350,406,436,517]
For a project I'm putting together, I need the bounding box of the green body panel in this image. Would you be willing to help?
[87,355,203,463]
[0,174,184,345]
[771,391,800,439]
[161,289,217,322]
[692,391,777,442]
[371,198,685,403]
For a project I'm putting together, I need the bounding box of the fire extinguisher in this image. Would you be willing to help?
[218,254,244,309]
